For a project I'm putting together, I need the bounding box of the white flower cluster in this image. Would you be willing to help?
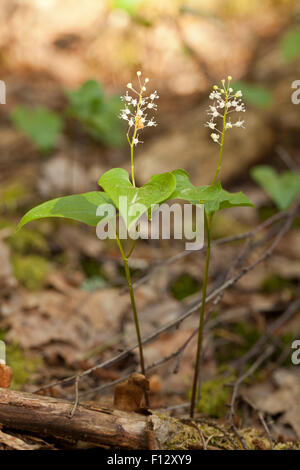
[120,71,159,146]
[205,76,246,144]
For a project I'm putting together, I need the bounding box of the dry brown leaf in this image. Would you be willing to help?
[242,368,300,439]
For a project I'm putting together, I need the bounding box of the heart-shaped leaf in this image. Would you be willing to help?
[168,169,222,203]
[204,187,254,215]
[251,165,300,211]
[16,191,113,231]
[280,27,300,62]
[98,168,176,229]
[11,106,63,153]
[232,81,273,109]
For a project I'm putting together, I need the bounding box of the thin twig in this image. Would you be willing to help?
[69,376,79,419]
[258,411,274,450]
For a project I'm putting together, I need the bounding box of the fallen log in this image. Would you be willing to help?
[0,388,150,449]
[0,388,237,450]
[0,388,295,450]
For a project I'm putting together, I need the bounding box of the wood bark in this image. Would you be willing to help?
[0,388,149,449]
[0,388,236,450]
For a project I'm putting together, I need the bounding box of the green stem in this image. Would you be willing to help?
[126,238,137,259]
[115,234,149,406]
[190,211,212,418]
[130,144,135,187]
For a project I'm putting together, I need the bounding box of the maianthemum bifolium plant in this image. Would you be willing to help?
[16,73,253,417]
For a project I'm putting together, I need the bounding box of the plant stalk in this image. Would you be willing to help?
[115,234,149,406]
[190,211,212,418]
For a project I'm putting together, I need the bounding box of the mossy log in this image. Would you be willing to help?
[0,389,295,450]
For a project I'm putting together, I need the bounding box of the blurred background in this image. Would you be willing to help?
[0,0,300,446]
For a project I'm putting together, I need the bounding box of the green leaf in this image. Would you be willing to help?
[280,28,300,62]
[168,169,222,203]
[16,191,113,231]
[233,81,273,109]
[205,187,254,215]
[110,0,142,15]
[66,80,124,147]
[98,168,176,230]
[11,106,63,152]
[251,165,300,211]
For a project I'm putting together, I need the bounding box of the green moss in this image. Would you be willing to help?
[0,333,42,388]
[192,374,235,418]
[9,228,48,254]
[0,182,30,212]
[170,273,200,301]
[12,254,50,290]
[260,274,293,294]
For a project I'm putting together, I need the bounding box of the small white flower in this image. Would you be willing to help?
[233,119,245,128]
[120,73,158,146]
[205,76,246,142]
[147,102,157,109]
[211,133,220,143]
[209,90,221,100]
[150,91,159,100]
[147,118,157,127]
[205,121,216,130]
[210,110,220,119]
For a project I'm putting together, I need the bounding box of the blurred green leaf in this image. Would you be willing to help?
[280,27,300,62]
[81,276,107,292]
[251,165,300,210]
[11,106,63,152]
[66,80,124,147]
[110,0,142,15]
[233,81,273,108]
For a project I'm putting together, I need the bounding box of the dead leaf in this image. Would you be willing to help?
[242,368,300,439]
